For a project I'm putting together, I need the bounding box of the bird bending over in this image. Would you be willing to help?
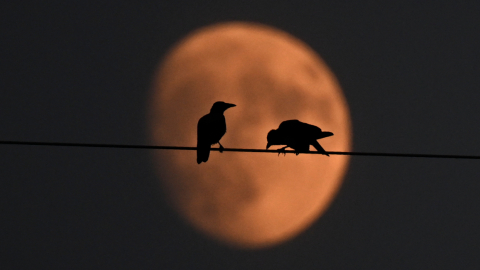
[266,119,333,156]
[197,101,236,164]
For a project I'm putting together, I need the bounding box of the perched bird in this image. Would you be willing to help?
[266,119,333,156]
[197,101,236,164]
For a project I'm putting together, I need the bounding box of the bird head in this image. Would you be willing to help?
[266,129,280,149]
[210,101,236,114]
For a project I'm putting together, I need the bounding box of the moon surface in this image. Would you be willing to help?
[149,22,351,248]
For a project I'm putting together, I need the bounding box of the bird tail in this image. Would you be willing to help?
[316,131,334,140]
[197,143,210,164]
[312,140,329,156]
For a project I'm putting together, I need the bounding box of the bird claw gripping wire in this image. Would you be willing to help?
[278,147,288,156]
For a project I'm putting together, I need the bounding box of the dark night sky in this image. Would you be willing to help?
[2,1,480,269]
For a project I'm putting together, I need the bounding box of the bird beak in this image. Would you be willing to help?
[266,143,271,149]
[224,103,236,109]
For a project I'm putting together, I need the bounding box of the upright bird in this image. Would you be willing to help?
[197,101,236,164]
[266,119,333,156]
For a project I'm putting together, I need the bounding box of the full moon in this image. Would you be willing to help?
[149,22,351,248]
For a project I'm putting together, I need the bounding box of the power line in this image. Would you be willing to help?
[0,140,479,160]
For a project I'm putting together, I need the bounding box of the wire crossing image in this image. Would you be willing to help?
[1,140,479,160]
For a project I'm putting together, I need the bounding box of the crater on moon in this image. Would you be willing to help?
[149,22,351,248]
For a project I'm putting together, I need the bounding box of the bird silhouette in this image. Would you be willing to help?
[197,101,236,164]
[266,119,333,156]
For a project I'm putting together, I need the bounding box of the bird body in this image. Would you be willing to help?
[197,101,236,164]
[266,120,333,156]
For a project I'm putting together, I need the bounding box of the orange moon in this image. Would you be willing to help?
[149,22,351,248]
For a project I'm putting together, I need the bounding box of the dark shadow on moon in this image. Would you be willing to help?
[199,162,259,221]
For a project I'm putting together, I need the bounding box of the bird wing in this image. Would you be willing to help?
[277,119,302,130]
[281,119,333,140]
[275,120,308,152]
[298,121,324,139]
[279,120,322,139]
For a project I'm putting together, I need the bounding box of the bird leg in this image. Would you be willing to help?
[278,146,288,156]
[218,142,224,153]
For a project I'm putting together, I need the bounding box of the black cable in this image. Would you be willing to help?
[1,140,479,160]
